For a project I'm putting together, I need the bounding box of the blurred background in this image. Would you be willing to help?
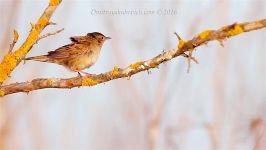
[0,0,266,149]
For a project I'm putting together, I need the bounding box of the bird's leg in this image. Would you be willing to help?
[78,70,95,76]
[77,72,82,77]
[74,70,94,77]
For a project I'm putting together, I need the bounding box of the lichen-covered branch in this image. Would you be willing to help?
[0,19,266,97]
[0,0,62,85]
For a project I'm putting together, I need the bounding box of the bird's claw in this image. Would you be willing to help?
[77,71,95,77]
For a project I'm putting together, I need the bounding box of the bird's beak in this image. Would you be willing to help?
[105,36,111,40]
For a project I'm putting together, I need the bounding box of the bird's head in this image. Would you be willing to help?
[87,32,111,44]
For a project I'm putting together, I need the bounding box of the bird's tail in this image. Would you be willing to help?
[25,55,50,62]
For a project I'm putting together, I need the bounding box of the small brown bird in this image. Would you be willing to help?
[26,32,111,75]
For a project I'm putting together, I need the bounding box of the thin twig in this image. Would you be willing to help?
[182,53,199,64]
[48,22,57,25]
[37,28,64,42]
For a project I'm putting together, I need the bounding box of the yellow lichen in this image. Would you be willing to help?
[0,90,5,97]
[26,28,39,45]
[49,0,61,6]
[0,73,6,84]
[199,30,213,39]
[178,39,185,49]
[13,41,32,59]
[82,77,98,86]
[47,78,54,85]
[0,54,17,83]
[13,49,26,59]
[66,80,73,86]
[13,29,39,59]
[228,24,243,36]
[36,18,49,30]
[111,66,119,76]
[3,38,46,83]
[129,61,144,69]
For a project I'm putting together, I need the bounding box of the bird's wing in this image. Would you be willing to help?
[47,43,89,59]
[70,36,89,44]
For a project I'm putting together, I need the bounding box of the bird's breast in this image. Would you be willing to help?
[68,48,101,71]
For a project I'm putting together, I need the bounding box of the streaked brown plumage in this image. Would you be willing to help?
[26,32,111,75]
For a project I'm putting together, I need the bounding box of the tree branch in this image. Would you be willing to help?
[0,19,265,97]
[0,0,62,86]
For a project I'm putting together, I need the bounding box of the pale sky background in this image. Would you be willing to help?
[0,0,266,149]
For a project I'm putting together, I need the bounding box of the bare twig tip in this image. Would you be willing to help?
[127,76,131,80]
[37,28,64,42]
[218,39,225,47]
[48,22,57,25]
[174,32,182,40]
[8,30,19,53]
[13,30,19,42]
[191,56,199,64]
